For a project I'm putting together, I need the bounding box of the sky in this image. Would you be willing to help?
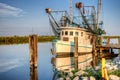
[0,0,120,36]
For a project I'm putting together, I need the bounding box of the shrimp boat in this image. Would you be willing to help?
[46,0,105,71]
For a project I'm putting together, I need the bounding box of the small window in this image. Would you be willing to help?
[65,31,68,35]
[62,31,64,35]
[75,32,79,36]
[70,31,73,36]
[90,38,93,44]
[81,32,83,37]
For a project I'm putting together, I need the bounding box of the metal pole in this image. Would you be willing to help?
[97,0,102,29]
[70,0,73,26]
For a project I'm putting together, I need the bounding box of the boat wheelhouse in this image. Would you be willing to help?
[53,27,93,54]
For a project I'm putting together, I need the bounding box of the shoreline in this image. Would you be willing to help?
[0,35,56,45]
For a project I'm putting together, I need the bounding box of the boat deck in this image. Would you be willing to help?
[97,44,120,49]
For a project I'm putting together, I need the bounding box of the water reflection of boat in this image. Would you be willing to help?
[46,0,105,71]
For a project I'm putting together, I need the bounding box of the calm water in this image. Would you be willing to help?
[0,42,54,80]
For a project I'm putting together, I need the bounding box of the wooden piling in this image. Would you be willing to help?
[29,34,38,68]
[74,37,78,70]
[99,36,102,45]
[100,48,103,56]
[106,37,110,44]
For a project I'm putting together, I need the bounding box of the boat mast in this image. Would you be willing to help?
[70,0,72,26]
[97,0,102,29]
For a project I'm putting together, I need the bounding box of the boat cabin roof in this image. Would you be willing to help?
[60,27,92,35]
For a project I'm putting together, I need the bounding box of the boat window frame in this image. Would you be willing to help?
[81,32,83,37]
[70,31,73,36]
[65,31,68,35]
[62,31,64,35]
[75,32,79,36]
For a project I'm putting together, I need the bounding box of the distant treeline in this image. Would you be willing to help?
[0,35,56,45]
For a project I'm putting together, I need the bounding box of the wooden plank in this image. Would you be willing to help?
[97,44,120,49]
[56,52,92,58]
[103,36,120,39]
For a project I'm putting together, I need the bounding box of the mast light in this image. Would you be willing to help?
[45,8,52,13]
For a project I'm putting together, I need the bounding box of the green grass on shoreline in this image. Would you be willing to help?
[0,35,56,45]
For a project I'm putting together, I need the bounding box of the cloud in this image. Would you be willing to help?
[0,3,25,17]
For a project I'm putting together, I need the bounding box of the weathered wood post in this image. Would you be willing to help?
[106,37,110,44]
[29,34,38,68]
[118,38,120,54]
[92,35,96,68]
[99,36,102,45]
[74,37,78,70]
[98,36,102,60]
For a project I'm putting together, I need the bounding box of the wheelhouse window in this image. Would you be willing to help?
[65,31,68,35]
[75,32,79,36]
[81,32,83,37]
[70,31,73,36]
[62,31,64,35]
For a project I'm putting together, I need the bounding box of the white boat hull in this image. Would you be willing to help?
[53,40,92,53]
[52,40,93,71]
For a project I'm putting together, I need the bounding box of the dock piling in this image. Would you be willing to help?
[99,36,102,45]
[29,34,38,68]
[106,38,110,44]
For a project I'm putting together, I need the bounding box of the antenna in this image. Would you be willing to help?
[70,0,72,26]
